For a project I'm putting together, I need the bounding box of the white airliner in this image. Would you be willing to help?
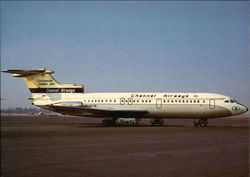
[2,69,248,127]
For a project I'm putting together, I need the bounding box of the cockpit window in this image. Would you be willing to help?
[225,99,237,103]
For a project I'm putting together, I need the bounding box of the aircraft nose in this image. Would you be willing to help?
[242,106,248,113]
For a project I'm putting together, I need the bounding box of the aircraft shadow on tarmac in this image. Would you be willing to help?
[74,123,248,129]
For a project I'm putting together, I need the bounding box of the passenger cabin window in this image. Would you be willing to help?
[225,100,229,103]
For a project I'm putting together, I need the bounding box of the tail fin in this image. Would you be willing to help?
[1,69,84,93]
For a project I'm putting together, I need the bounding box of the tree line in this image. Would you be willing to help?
[1,107,53,114]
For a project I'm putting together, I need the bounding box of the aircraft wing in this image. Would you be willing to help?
[47,105,149,118]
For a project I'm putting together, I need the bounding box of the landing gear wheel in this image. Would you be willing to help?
[193,119,208,127]
[150,119,165,126]
[200,122,206,127]
[103,118,117,126]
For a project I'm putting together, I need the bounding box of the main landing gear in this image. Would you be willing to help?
[193,118,208,127]
[102,118,117,126]
[150,118,165,126]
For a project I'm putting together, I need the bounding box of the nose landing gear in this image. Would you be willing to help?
[193,118,208,127]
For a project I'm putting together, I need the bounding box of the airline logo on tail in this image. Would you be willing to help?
[1,69,84,93]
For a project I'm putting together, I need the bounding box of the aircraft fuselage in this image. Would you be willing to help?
[34,92,248,119]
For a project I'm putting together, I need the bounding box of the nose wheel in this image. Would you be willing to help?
[193,118,208,127]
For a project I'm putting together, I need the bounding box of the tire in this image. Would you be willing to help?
[200,122,206,127]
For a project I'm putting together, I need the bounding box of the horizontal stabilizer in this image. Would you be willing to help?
[1,69,54,77]
[2,68,84,93]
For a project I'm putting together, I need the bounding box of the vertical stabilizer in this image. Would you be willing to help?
[1,69,84,93]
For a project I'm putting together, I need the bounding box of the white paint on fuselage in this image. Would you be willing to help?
[32,92,248,119]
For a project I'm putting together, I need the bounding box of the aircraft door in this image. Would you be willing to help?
[209,99,215,109]
[120,98,125,105]
[156,99,162,109]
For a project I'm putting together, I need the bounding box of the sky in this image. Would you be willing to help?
[1,1,249,110]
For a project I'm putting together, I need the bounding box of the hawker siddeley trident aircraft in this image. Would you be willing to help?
[2,69,248,127]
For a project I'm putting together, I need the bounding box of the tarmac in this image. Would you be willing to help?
[1,115,249,177]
